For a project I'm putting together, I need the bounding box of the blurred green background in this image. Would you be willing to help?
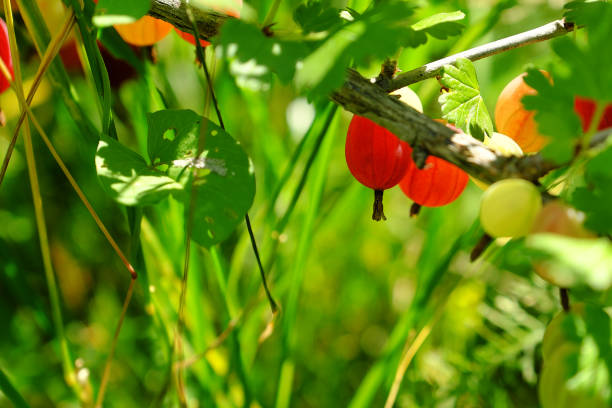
[0,0,568,406]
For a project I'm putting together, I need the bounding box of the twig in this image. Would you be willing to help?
[389,19,575,91]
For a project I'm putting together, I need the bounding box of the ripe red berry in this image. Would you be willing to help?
[399,124,468,207]
[574,96,612,133]
[345,115,411,221]
[0,18,14,93]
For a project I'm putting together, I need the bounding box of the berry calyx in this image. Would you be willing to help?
[495,72,550,153]
[479,178,542,238]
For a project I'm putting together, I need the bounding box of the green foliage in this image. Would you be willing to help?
[570,145,612,235]
[293,0,343,34]
[438,57,493,140]
[93,0,151,26]
[527,234,612,290]
[96,109,255,246]
[294,1,464,99]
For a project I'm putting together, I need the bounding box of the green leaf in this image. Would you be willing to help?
[520,2,612,163]
[438,57,493,140]
[95,135,183,206]
[293,0,344,34]
[569,144,612,235]
[521,68,581,163]
[411,11,465,39]
[526,234,612,290]
[296,2,463,100]
[94,0,151,26]
[147,110,256,247]
[218,19,309,84]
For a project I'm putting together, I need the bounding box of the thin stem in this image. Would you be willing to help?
[95,278,136,408]
[390,19,575,91]
[245,214,278,312]
[0,10,76,189]
[384,323,434,408]
[0,59,136,279]
[186,1,276,315]
[262,0,283,28]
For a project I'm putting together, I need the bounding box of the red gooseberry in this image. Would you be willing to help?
[399,123,468,207]
[345,115,412,221]
[574,96,612,133]
[0,18,14,93]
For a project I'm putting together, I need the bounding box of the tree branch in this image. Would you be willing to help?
[389,19,575,91]
[148,1,573,183]
[331,69,556,183]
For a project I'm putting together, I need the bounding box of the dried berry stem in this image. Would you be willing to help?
[372,190,387,221]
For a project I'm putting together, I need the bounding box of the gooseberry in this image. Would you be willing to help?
[539,305,611,408]
[495,72,550,153]
[531,201,595,286]
[0,18,14,93]
[398,131,468,208]
[115,16,173,46]
[345,115,411,221]
[345,87,423,221]
[479,178,542,238]
[574,97,612,133]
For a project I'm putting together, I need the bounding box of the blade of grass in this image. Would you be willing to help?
[0,10,75,189]
[348,217,481,408]
[15,0,97,139]
[0,367,31,408]
[274,107,339,408]
[2,0,82,399]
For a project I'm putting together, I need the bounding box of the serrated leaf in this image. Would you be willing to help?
[218,19,309,84]
[521,68,581,163]
[147,109,256,247]
[438,57,493,140]
[569,144,612,235]
[93,0,150,26]
[411,11,465,39]
[521,2,612,163]
[95,135,183,206]
[294,0,344,34]
[527,234,612,290]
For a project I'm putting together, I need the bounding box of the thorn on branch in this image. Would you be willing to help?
[560,288,570,312]
[412,146,429,170]
[470,234,493,261]
[262,23,276,37]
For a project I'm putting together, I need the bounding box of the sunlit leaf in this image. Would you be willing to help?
[438,57,493,140]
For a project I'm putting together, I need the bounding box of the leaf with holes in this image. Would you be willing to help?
[438,57,493,141]
[95,135,183,206]
[147,109,256,247]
